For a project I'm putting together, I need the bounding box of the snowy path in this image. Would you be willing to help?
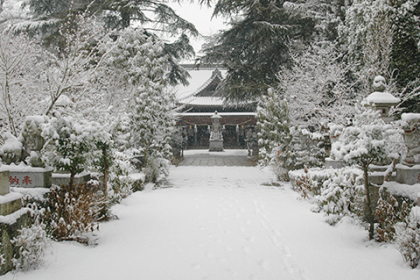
[3,166,420,280]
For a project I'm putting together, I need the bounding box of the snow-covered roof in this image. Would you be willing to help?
[173,69,227,101]
[364,91,400,105]
[181,96,224,106]
[402,113,420,123]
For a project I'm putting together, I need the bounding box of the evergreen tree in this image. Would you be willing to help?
[17,0,197,86]
[200,0,316,101]
[257,88,291,166]
[339,0,394,93]
[103,27,175,182]
[390,0,420,113]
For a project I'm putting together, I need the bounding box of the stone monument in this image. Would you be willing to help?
[363,75,400,123]
[396,113,420,185]
[209,111,224,152]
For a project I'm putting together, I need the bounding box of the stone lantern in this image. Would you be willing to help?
[363,75,400,123]
[209,111,224,152]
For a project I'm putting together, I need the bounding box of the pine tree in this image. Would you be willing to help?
[257,88,291,166]
[339,0,394,93]
[19,0,197,86]
[200,0,316,101]
[390,0,420,113]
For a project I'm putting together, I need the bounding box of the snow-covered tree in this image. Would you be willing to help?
[331,106,401,239]
[18,0,197,86]
[200,0,316,101]
[102,27,175,182]
[279,41,356,128]
[339,0,394,92]
[0,29,44,137]
[42,13,108,116]
[257,88,291,167]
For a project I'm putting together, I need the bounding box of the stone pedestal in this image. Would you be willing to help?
[0,193,23,216]
[209,111,224,152]
[209,139,224,152]
[52,172,91,187]
[0,170,10,195]
[396,164,420,185]
[0,170,23,216]
[8,167,52,188]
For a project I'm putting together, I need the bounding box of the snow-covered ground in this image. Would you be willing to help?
[3,165,420,280]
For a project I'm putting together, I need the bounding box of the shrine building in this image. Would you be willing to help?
[175,65,257,149]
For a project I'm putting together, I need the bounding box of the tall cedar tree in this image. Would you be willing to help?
[21,0,198,86]
[390,0,420,113]
[199,0,315,101]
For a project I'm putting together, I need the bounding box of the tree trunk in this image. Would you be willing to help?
[363,163,375,240]
[69,168,76,189]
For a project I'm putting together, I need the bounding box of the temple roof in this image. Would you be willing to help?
[174,66,256,114]
[178,68,225,107]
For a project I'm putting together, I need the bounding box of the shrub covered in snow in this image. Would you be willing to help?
[257,88,291,167]
[108,151,138,203]
[331,106,401,239]
[0,133,23,165]
[290,167,365,225]
[395,206,420,268]
[44,184,102,243]
[12,222,49,271]
[375,187,411,242]
[285,126,328,171]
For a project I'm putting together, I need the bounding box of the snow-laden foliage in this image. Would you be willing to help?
[339,0,394,92]
[41,115,111,186]
[279,41,356,128]
[376,187,411,242]
[331,106,403,239]
[0,30,45,137]
[257,88,291,167]
[0,132,22,164]
[290,167,365,225]
[45,184,103,243]
[286,126,328,171]
[12,222,49,272]
[108,151,138,203]
[331,107,401,164]
[395,206,420,268]
[42,13,109,116]
[100,27,175,182]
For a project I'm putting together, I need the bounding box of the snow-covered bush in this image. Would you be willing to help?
[42,115,110,187]
[45,184,102,243]
[12,222,49,271]
[290,167,365,225]
[0,133,22,164]
[395,207,420,268]
[317,168,365,225]
[108,151,137,203]
[285,126,328,171]
[257,88,291,167]
[376,187,411,242]
[331,106,401,239]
